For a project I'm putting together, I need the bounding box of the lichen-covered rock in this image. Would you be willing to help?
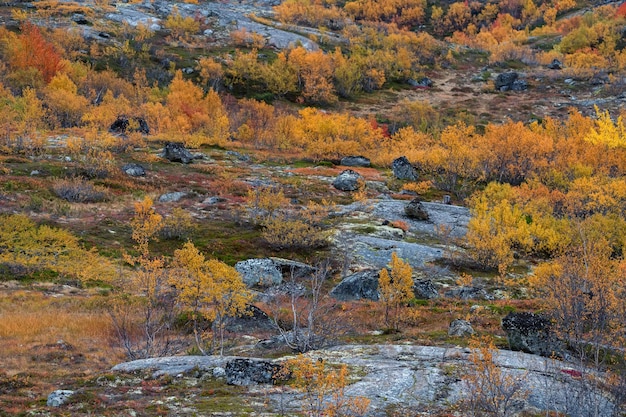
[333,169,365,191]
[330,270,380,301]
[224,305,276,332]
[405,198,429,221]
[235,259,283,287]
[122,163,146,177]
[47,390,75,407]
[225,358,281,386]
[392,156,418,180]
[448,319,475,337]
[158,191,187,203]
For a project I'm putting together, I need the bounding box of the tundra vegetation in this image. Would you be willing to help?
[0,0,625,414]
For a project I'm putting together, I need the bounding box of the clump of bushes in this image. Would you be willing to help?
[52,177,107,203]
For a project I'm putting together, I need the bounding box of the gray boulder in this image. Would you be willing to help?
[47,390,75,407]
[408,77,433,88]
[161,142,194,164]
[122,163,146,177]
[405,198,429,221]
[158,191,187,203]
[270,257,315,279]
[330,270,380,301]
[340,156,371,167]
[333,169,365,191]
[510,79,528,91]
[392,156,418,180]
[235,259,283,287]
[413,279,438,299]
[225,359,282,386]
[502,312,560,357]
[448,319,475,337]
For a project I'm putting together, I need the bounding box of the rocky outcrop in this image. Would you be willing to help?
[110,344,617,416]
[47,390,75,407]
[333,169,365,191]
[235,258,283,287]
[122,163,146,177]
[225,359,282,386]
[340,156,371,167]
[392,156,419,180]
[405,198,429,221]
[502,312,560,357]
[448,319,475,337]
[408,77,433,88]
[330,270,380,301]
[160,142,194,164]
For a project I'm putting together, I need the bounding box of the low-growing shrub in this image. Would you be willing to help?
[52,177,107,203]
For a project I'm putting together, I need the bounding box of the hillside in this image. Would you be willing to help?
[0,0,625,415]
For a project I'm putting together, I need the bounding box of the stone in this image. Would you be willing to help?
[333,169,365,191]
[547,58,562,70]
[495,72,521,92]
[408,77,433,88]
[404,198,429,221]
[448,319,475,337]
[329,270,380,301]
[269,257,315,279]
[158,191,187,203]
[204,29,214,36]
[340,156,371,167]
[413,279,438,299]
[122,163,146,177]
[224,305,276,332]
[202,196,224,204]
[182,67,194,74]
[160,142,194,164]
[110,116,150,134]
[225,359,282,386]
[502,312,560,357]
[443,195,451,205]
[235,259,283,287]
[510,79,528,91]
[47,390,75,407]
[444,286,493,300]
[72,14,91,25]
[226,150,251,162]
[392,156,418,180]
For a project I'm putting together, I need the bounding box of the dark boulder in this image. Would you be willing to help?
[495,72,524,92]
[340,156,371,167]
[330,270,380,301]
[547,59,562,70]
[110,116,150,134]
[405,198,429,221]
[502,312,561,357]
[333,169,365,191]
[160,142,194,164]
[392,156,419,181]
[225,359,282,386]
[413,279,438,299]
[224,305,276,333]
